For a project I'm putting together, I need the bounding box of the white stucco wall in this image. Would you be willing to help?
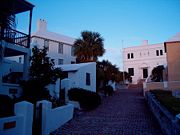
[57,62,96,92]
[31,19,76,65]
[123,42,167,84]
[68,63,96,92]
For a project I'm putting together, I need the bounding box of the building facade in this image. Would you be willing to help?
[165,33,180,82]
[123,40,167,84]
[0,0,34,97]
[30,19,76,65]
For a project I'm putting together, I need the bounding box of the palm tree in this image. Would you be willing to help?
[0,4,16,62]
[74,31,105,63]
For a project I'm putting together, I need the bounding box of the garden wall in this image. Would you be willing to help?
[37,100,74,135]
[146,92,180,135]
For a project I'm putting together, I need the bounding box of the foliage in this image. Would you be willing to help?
[68,88,101,111]
[104,85,114,97]
[0,95,14,118]
[96,60,132,90]
[74,31,105,62]
[29,46,62,85]
[20,46,62,103]
[0,3,16,29]
[150,90,180,115]
[20,80,51,104]
[151,65,164,82]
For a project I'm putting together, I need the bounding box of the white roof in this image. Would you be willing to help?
[55,62,95,72]
[32,30,75,45]
[166,33,180,42]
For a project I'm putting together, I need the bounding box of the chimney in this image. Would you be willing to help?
[37,19,47,31]
[142,40,148,45]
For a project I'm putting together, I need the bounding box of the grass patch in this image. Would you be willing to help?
[150,90,180,115]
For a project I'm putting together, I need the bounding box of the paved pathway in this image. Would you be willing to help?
[51,89,163,135]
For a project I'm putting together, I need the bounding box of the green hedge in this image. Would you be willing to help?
[150,90,180,115]
[68,88,101,110]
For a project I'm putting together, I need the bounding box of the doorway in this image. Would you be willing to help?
[143,68,148,78]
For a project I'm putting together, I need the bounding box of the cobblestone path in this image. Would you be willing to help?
[51,89,163,135]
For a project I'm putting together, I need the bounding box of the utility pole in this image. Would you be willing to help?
[122,40,125,84]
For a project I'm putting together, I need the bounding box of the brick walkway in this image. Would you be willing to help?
[51,89,163,135]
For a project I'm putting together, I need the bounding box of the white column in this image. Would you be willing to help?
[61,78,71,103]
[37,100,52,135]
[23,50,31,80]
[15,101,34,135]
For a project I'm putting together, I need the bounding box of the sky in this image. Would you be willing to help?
[17,0,180,70]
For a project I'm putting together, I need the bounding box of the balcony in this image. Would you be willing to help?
[0,27,29,48]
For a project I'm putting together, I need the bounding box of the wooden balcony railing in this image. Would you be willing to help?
[0,27,30,48]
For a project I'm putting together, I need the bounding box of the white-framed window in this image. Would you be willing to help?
[44,39,49,51]
[128,68,134,76]
[58,59,63,65]
[58,43,63,54]
[156,50,159,56]
[127,53,134,59]
[160,50,163,55]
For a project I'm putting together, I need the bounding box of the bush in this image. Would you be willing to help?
[104,85,114,96]
[150,90,180,115]
[0,95,14,118]
[20,80,51,104]
[68,88,101,110]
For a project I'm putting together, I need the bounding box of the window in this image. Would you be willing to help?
[160,50,163,55]
[71,46,75,56]
[58,43,63,54]
[127,53,130,59]
[143,68,148,78]
[86,73,91,86]
[44,39,49,51]
[58,59,63,65]
[19,57,22,63]
[156,50,159,56]
[128,68,134,76]
[131,53,134,58]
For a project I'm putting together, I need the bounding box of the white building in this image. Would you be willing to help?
[123,40,167,84]
[31,19,76,65]
[0,0,34,98]
[56,62,96,92]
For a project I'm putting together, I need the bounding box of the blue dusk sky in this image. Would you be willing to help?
[17,0,180,70]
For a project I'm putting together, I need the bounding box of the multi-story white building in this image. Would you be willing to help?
[31,19,76,65]
[123,40,167,84]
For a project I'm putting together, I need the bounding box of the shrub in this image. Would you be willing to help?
[20,80,51,104]
[150,90,180,115]
[68,88,101,110]
[0,95,14,118]
[104,85,114,96]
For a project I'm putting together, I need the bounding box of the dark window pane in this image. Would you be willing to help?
[86,73,91,85]
[128,68,134,76]
[160,50,163,55]
[131,53,134,58]
[156,50,159,56]
[143,68,148,78]
[127,53,130,59]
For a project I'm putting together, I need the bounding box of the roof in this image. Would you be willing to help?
[55,62,96,72]
[166,33,180,42]
[0,0,34,15]
[32,30,75,45]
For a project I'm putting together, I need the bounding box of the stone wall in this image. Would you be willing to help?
[146,92,180,135]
